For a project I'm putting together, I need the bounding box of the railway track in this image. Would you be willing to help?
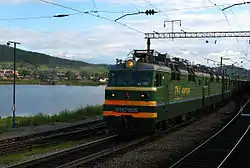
[0,119,107,155]
[5,98,247,168]
[7,118,195,168]
[220,124,250,168]
[168,97,250,168]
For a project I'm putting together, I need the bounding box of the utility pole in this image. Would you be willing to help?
[221,57,230,101]
[163,20,182,40]
[146,38,150,62]
[221,57,223,101]
[7,41,21,128]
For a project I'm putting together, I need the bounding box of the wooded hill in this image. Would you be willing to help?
[0,44,108,73]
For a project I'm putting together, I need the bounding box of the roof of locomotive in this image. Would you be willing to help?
[110,49,249,79]
[109,61,171,72]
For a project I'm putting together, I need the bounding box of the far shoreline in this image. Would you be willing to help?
[0,80,107,86]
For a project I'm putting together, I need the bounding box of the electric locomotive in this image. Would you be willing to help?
[102,49,247,136]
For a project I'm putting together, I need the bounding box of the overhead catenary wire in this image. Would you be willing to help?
[228,8,250,57]
[0,3,240,21]
[0,10,140,21]
[2,0,246,68]
[38,0,144,34]
[207,0,247,60]
[140,0,211,63]
[91,0,97,11]
[222,1,250,11]
[0,13,79,21]
[160,3,237,12]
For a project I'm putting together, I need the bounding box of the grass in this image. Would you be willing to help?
[0,62,109,74]
[0,105,103,133]
[36,64,108,73]
[0,137,101,165]
[0,79,43,85]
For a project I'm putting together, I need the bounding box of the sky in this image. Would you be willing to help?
[0,0,250,68]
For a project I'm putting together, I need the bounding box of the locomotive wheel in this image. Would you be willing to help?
[161,121,167,130]
[167,118,175,128]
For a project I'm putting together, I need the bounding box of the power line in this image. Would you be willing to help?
[38,0,144,34]
[141,0,213,61]
[91,0,97,11]
[222,1,250,11]
[0,13,78,21]
[160,3,236,12]
[115,9,159,22]
[0,10,137,21]
[1,4,240,21]
[141,0,171,20]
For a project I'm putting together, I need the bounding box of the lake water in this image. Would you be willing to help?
[0,85,105,117]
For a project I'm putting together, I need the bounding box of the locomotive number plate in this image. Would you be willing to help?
[115,107,139,113]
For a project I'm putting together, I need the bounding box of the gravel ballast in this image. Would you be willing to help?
[93,100,240,168]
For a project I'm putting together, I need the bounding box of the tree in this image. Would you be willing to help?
[18,69,32,76]
[65,70,74,80]
[80,71,87,78]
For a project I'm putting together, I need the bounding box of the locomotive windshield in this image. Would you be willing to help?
[108,71,153,86]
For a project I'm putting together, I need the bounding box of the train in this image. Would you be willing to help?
[102,49,250,137]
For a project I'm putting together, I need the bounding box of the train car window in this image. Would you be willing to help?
[187,68,192,82]
[159,74,162,85]
[226,80,228,90]
[176,72,180,80]
[199,79,201,85]
[210,75,214,82]
[171,73,176,80]
[216,75,219,82]
[191,69,196,82]
[188,74,192,81]
[173,65,180,80]
[226,79,228,90]
[205,78,208,85]
[169,64,176,80]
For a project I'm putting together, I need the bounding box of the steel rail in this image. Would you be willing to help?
[6,135,118,168]
[217,125,250,168]
[169,97,250,168]
[0,119,106,155]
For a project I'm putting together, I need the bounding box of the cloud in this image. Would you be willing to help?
[1,0,250,69]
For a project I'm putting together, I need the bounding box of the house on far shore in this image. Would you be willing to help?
[0,69,19,77]
[99,78,108,82]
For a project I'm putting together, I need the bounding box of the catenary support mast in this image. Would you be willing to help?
[145,31,250,39]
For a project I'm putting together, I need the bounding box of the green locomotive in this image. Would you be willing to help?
[103,49,245,136]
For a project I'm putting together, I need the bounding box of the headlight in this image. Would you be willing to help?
[140,92,149,99]
[106,91,116,98]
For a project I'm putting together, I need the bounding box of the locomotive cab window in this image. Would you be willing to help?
[108,71,153,86]
[154,73,162,86]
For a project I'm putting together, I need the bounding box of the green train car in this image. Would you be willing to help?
[103,49,248,136]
